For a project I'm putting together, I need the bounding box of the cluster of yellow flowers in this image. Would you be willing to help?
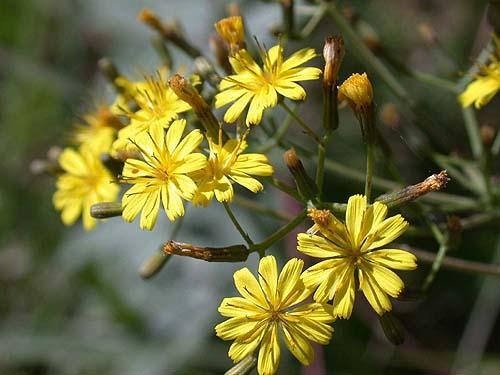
[49,12,425,375]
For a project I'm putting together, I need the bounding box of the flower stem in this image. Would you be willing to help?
[223,202,254,246]
[405,245,500,278]
[251,209,307,257]
[364,140,375,203]
[280,101,322,144]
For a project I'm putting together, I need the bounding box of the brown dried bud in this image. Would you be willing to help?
[323,36,344,86]
[162,241,249,262]
[284,148,318,201]
[169,74,224,141]
[375,171,450,208]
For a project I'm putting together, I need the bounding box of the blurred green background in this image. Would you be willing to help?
[1,0,499,374]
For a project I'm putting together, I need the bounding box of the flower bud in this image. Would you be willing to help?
[214,16,245,54]
[338,72,375,142]
[283,148,318,202]
[162,240,249,262]
[139,248,171,279]
[169,74,225,142]
[323,36,345,87]
[379,312,405,346]
[338,72,373,114]
[90,202,123,219]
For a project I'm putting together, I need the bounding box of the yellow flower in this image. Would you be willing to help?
[215,255,334,375]
[459,36,500,108]
[337,72,373,114]
[192,133,273,206]
[112,73,191,155]
[121,119,207,230]
[72,106,122,154]
[53,146,119,230]
[297,195,417,318]
[215,44,321,126]
[215,16,245,52]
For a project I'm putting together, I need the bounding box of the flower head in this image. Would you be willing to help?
[112,72,191,155]
[459,35,500,108]
[72,106,122,154]
[215,44,321,126]
[192,132,273,206]
[297,195,417,318]
[215,255,334,375]
[338,72,373,114]
[121,119,207,230]
[53,146,119,230]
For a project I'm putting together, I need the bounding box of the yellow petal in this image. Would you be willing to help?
[257,323,280,375]
[281,323,314,366]
[233,267,268,309]
[228,338,261,363]
[345,194,366,248]
[297,233,347,258]
[277,258,305,308]
[364,249,417,270]
[258,256,279,308]
[358,267,393,315]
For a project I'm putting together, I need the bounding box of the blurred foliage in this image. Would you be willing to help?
[1,0,500,374]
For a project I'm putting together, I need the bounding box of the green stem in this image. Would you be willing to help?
[422,243,450,291]
[269,177,302,202]
[251,210,307,256]
[298,2,328,39]
[316,131,331,197]
[462,106,482,160]
[411,71,458,93]
[280,101,322,144]
[255,109,295,153]
[223,202,254,246]
[364,141,375,202]
[234,195,293,222]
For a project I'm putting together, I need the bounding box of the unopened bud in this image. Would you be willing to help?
[215,16,245,54]
[139,249,171,279]
[338,72,373,113]
[90,202,123,219]
[169,74,226,142]
[284,148,318,201]
[162,241,249,262]
[376,170,450,208]
[379,312,405,346]
[338,72,375,142]
[323,36,344,86]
